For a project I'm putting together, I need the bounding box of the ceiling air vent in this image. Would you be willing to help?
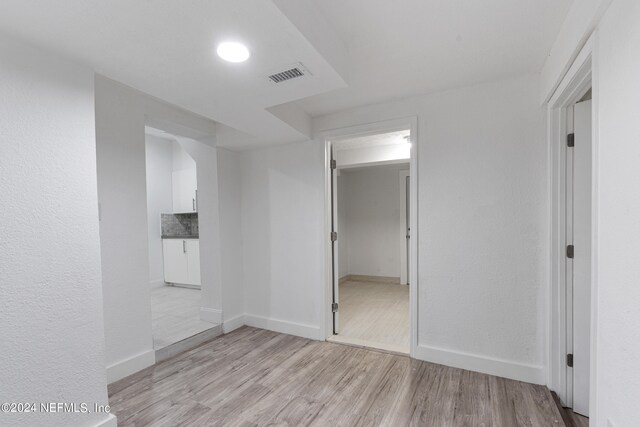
[267,63,310,84]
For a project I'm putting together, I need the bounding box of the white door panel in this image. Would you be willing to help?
[570,100,592,416]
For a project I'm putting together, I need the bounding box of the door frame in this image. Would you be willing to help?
[547,33,598,415]
[320,116,418,357]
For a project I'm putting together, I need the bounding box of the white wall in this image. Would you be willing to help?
[593,1,640,425]
[0,34,113,427]
[217,148,245,331]
[95,76,219,383]
[175,137,223,324]
[240,140,325,339]
[145,135,174,285]
[315,74,548,383]
[340,164,408,278]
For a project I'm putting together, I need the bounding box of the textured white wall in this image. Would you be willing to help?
[95,76,218,382]
[96,76,155,383]
[240,141,325,339]
[594,1,640,425]
[217,148,245,329]
[145,135,174,285]
[315,74,547,382]
[0,35,112,426]
[340,164,408,278]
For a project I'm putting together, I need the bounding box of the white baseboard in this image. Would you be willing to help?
[223,314,245,333]
[244,314,322,340]
[93,414,117,427]
[106,349,155,384]
[200,307,223,324]
[149,279,166,289]
[414,344,545,384]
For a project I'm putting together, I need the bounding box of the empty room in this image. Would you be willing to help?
[1,1,639,427]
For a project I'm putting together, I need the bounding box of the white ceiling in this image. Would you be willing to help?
[297,0,573,116]
[0,0,571,149]
[334,130,410,150]
[0,0,348,148]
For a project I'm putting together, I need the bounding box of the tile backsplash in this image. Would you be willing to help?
[161,213,199,238]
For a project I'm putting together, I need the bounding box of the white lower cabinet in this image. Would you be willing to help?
[162,238,200,286]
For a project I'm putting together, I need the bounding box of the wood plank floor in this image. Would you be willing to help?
[109,327,565,426]
[552,392,589,427]
[329,279,409,354]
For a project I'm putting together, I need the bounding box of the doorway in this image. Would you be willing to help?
[324,120,417,355]
[548,38,595,424]
[145,127,214,351]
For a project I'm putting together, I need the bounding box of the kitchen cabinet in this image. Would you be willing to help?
[162,238,200,286]
[172,169,197,213]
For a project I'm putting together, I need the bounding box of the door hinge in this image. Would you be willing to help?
[566,244,574,259]
[567,353,573,367]
[567,133,575,147]
[331,231,338,242]
[332,302,339,312]
[330,159,337,170]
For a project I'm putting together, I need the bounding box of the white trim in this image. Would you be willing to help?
[223,314,245,333]
[414,345,545,385]
[155,325,223,362]
[317,116,419,358]
[93,414,118,427]
[244,314,322,340]
[547,33,598,415]
[200,307,223,324]
[106,349,155,384]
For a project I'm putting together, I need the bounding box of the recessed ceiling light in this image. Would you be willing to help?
[216,42,250,63]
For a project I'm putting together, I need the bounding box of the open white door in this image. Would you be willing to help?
[399,170,410,285]
[567,99,592,416]
[330,145,340,334]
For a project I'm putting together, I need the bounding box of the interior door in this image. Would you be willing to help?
[330,145,339,334]
[400,170,410,285]
[568,99,592,416]
[406,175,410,284]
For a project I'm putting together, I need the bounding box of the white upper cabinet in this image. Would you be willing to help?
[172,169,197,213]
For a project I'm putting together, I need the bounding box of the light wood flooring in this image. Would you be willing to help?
[109,326,566,426]
[151,285,217,349]
[552,392,589,427]
[329,279,409,354]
